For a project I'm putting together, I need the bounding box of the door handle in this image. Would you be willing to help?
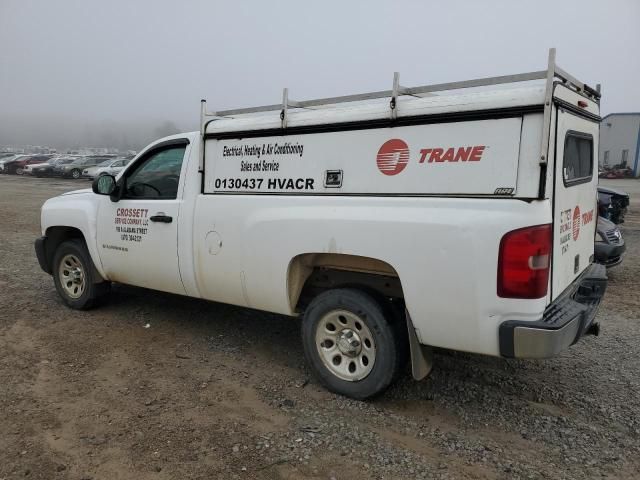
[150,214,173,223]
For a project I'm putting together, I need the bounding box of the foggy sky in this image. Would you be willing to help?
[1,0,639,150]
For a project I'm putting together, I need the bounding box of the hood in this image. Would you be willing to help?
[597,186,629,198]
[61,188,92,196]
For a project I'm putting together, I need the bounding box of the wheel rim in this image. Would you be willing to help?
[72,170,80,178]
[315,309,376,382]
[58,254,86,299]
[16,168,23,175]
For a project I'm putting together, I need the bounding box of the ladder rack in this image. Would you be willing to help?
[199,48,600,165]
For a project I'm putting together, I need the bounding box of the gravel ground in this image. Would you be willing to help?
[1,174,639,480]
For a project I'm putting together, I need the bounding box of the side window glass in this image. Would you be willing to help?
[563,132,593,186]
[124,146,186,199]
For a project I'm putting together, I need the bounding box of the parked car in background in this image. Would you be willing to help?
[599,166,634,179]
[54,156,112,179]
[3,154,53,175]
[595,216,626,268]
[26,157,79,177]
[597,186,630,224]
[0,155,24,173]
[82,157,132,179]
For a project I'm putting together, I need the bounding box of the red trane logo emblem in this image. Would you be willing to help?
[572,206,581,241]
[376,139,410,176]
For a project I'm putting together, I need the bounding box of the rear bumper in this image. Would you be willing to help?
[499,263,607,358]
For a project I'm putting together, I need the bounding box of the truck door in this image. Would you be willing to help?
[96,140,189,295]
[552,108,598,299]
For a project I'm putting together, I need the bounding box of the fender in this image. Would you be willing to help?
[41,190,107,280]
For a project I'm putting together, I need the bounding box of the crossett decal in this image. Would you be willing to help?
[114,207,149,244]
[419,146,485,163]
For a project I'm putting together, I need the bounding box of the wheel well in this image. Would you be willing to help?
[288,253,404,313]
[44,226,85,271]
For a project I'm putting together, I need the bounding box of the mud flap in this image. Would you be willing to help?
[406,310,433,380]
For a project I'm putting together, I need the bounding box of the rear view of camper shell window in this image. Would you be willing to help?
[563,132,593,186]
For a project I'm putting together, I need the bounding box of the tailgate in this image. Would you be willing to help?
[551,104,599,299]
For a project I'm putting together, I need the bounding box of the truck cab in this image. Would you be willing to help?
[35,50,607,399]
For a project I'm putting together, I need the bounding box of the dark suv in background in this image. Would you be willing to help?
[594,186,630,268]
[29,157,78,177]
[598,186,630,224]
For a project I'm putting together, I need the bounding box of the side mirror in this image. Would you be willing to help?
[92,174,116,196]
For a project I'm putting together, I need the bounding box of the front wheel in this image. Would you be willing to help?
[16,167,24,175]
[301,288,407,399]
[52,239,110,309]
[70,169,81,179]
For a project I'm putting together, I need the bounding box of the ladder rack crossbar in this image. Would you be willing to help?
[211,70,550,118]
[200,49,601,141]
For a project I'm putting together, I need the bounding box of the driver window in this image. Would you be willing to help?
[124,146,186,199]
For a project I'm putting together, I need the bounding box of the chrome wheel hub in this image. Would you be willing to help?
[58,254,85,299]
[336,329,361,357]
[315,309,376,382]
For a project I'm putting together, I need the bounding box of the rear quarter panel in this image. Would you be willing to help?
[192,195,551,356]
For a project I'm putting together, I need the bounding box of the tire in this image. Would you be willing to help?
[71,169,81,179]
[52,239,110,310]
[16,167,24,175]
[301,288,407,399]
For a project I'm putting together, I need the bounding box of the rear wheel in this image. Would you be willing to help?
[71,169,81,179]
[52,239,110,309]
[301,288,407,399]
[16,167,24,175]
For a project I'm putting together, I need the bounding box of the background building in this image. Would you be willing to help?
[599,113,640,177]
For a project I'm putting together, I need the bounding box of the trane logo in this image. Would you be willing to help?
[419,146,485,163]
[376,140,486,176]
[572,206,581,240]
[376,139,410,176]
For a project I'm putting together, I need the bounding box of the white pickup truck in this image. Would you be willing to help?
[36,50,607,399]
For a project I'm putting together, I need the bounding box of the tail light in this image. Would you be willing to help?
[497,224,552,299]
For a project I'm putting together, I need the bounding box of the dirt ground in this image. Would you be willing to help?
[1,175,639,480]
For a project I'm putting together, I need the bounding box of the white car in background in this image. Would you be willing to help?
[82,158,132,180]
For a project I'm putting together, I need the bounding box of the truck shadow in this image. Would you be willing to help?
[101,282,608,411]
[81,281,639,459]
